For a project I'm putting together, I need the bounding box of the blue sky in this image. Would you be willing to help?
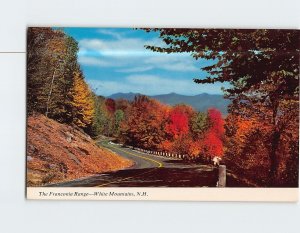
[63,28,227,97]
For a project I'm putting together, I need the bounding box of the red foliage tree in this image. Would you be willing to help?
[165,105,194,139]
[202,131,224,158]
[202,108,224,158]
[208,108,224,137]
[166,110,189,137]
[115,98,130,112]
[105,98,116,114]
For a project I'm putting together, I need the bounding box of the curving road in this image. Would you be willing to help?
[48,141,221,187]
[49,142,223,187]
[48,141,252,187]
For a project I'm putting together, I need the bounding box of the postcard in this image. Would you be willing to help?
[26,27,299,201]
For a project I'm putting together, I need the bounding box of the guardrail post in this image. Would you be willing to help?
[217,165,226,187]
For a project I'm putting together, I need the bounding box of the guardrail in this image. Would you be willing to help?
[133,147,188,160]
[109,142,195,160]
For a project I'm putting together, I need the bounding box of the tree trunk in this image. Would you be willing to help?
[45,68,56,117]
[269,96,280,186]
[269,129,281,186]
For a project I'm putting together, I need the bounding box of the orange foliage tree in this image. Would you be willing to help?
[225,98,299,186]
[71,70,94,129]
[120,95,169,149]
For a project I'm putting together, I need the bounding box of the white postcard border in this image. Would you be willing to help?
[27,187,299,202]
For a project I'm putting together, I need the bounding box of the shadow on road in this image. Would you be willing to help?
[48,166,221,187]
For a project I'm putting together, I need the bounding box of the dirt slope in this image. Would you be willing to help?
[26,114,133,186]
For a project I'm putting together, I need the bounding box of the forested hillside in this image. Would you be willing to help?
[27,28,95,131]
[27,114,133,186]
[26,28,133,185]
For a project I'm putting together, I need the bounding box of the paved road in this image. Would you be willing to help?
[48,141,220,187]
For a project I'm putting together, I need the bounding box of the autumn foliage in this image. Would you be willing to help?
[71,71,94,128]
[224,102,299,187]
[165,106,190,138]
[116,95,224,160]
[143,28,299,187]
[27,28,97,132]
[201,109,224,158]
[119,96,169,150]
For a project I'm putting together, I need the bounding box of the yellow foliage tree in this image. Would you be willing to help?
[71,71,94,128]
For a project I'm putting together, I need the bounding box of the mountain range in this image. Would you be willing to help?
[108,92,230,114]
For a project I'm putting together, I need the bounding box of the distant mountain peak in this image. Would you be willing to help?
[107,92,229,114]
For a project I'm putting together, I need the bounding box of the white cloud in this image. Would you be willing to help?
[144,55,199,72]
[96,29,123,39]
[87,74,226,96]
[79,37,163,56]
[77,35,200,73]
[78,50,198,73]
[116,66,154,73]
[78,56,116,67]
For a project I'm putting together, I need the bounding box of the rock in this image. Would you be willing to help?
[49,164,57,169]
[65,132,74,143]
[66,136,72,143]
[78,147,89,156]
[28,144,37,153]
